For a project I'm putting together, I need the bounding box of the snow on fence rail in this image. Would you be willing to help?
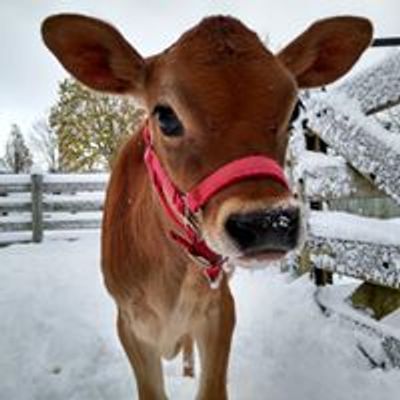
[292,151,382,201]
[289,50,400,290]
[0,173,108,244]
[308,212,400,289]
[337,50,400,115]
[306,95,400,205]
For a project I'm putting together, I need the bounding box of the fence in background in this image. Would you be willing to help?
[0,173,108,245]
[288,50,400,289]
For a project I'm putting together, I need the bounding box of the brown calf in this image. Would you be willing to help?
[42,14,372,399]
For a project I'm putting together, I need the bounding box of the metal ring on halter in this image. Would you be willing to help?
[183,198,202,237]
[187,252,213,267]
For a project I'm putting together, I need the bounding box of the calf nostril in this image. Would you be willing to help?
[225,215,259,250]
[225,208,300,252]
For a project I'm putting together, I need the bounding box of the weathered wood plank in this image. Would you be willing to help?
[294,151,382,201]
[305,211,400,289]
[43,197,104,213]
[0,182,30,194]
[42,181,107,193]
[42,174,108,193]
[336,50,400,115]
[329,197,400,219]
[351,282,400,320]
[0,174,108,194]
[0,198,31,212]
[0,220,31,232]
[44,218,101,231]
[306,96,400,205]
[0,231,32,246]
[308,237,400,289]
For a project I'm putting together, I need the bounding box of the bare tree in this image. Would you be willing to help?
[0,158,7,172]
[30,117,59,172]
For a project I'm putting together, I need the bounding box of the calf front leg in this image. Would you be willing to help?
[117,312,168,400]
[194,287,236,400]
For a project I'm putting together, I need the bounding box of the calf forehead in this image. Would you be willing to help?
[170,58,295,125]
[151,16,296,125]
[170,15,269,64]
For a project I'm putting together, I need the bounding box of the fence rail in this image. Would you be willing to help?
[288,50,400,290]
[0,173,108,244]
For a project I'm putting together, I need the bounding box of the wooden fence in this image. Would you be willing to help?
[288,49,400,290]
[0,173,107,245]
[287,49,400,365]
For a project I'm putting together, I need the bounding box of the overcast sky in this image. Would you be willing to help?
[0,0,399,156]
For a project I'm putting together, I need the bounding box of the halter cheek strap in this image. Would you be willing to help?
[142,123,288,288]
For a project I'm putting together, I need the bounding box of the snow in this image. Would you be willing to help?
[305,94,400,204]
[295,151,347,177]
[1,231,399,400]
[31,163,44,175]
[0,173,108,187]
[43,211,103,222]
[293,151,361,200]
[318,92,400,154]
[0,211,102,224]
[0,174,30,185]
[317,285,400,342]
[0,194,30,207]
[44,192,105,203]
[337,50,400,115]
[384,311,400,331]
[0,213,31,223]
[0,230,32,244]
[309,211,400,246]
[43,173,109,184]
[298,52,400,206]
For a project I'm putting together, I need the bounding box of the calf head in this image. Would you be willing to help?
[42,14,372,266]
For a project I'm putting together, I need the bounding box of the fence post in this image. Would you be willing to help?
[31,173,43,243]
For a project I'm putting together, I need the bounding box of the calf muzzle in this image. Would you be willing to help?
[225,207,300,254]
[142,122,292,286]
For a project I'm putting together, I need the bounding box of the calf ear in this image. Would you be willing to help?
[278,16,373,88]
[42,14,146,94]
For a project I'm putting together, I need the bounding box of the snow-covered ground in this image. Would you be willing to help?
[1,231,399,400]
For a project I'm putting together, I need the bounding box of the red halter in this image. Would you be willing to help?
[142,124,288,287]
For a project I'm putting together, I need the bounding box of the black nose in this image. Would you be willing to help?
[225,208,300,253]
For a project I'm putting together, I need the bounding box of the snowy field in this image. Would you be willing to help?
[1,231,400,400]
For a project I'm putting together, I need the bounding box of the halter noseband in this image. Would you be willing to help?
[142,123,288,288]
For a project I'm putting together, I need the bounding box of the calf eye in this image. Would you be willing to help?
[153,104,184,137]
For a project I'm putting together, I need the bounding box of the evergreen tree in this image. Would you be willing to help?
[5,124,33,173]
[49,79,145,172]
